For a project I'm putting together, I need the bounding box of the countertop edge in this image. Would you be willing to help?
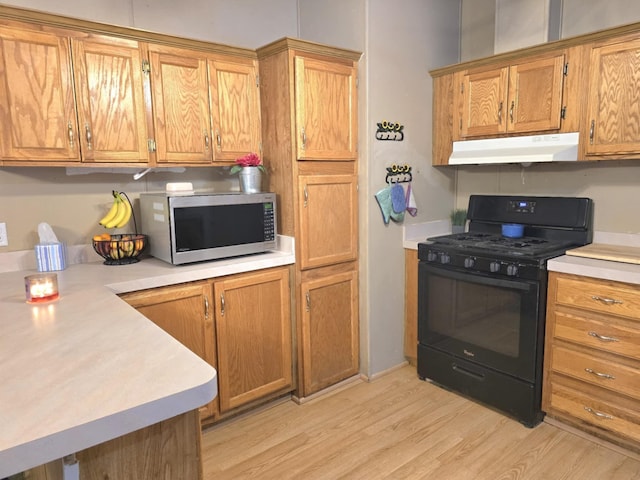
[548,255,640,285]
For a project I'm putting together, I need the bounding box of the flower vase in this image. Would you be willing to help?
[239,166,262,193]
[451,224,465,234]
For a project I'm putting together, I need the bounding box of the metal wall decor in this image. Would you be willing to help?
[375,121,404,141]
[385,164,412,184]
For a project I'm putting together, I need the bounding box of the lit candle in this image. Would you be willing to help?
[25,273,59,303]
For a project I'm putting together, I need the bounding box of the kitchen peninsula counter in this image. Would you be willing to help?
[0,237,295,478]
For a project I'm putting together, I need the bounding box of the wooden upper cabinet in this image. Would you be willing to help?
[584,35,640,158]
[294,56,358,160]
[298,174,358,270]
[208,58,261,161]
[458,53,565,138]
[213,267,292,412]
[0,25,80,161]
[148,44,213,164]
[71,35,150,163]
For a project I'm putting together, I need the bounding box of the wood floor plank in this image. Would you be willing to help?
[202,365,640,479]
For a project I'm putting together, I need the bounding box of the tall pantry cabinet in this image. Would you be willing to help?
[257,38,361,398]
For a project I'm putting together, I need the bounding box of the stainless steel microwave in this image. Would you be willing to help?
[140,192,277,265]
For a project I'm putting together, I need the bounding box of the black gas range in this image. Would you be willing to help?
[417,195,593,427]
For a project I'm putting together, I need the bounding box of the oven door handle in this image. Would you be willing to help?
[452,363,486,381]
[422,264,534,292]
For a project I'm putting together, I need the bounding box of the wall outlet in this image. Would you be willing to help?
[0,222,7,246]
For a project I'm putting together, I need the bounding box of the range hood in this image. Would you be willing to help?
[449,132,579,166]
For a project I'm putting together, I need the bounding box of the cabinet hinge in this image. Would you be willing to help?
[460,83,464,94]
[459,118,463,130]
[256,74,260,88]
[142,59,151,75]
[561,106,567,119]
[147,139,157,152]
[563,62,569,76]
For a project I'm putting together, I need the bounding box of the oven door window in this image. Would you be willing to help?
[418,264,541,381]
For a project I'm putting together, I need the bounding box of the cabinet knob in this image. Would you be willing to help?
[509,100,515,123]
[497,102,503,124]
[301,127,307,149]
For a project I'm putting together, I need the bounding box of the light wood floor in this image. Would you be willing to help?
[201,365,640,479]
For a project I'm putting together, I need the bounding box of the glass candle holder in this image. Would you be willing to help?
[25,273,59,303]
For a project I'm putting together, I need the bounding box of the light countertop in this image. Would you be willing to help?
[0,236,295,478]
[547,232,640,285]
[548,255,640,285]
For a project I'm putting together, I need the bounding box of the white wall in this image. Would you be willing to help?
[363,0,459,375]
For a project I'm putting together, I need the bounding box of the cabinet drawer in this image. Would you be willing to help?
[555,276,640,320]
[547,376,640,445]
[554,311,640,359]
[551,345,640,400]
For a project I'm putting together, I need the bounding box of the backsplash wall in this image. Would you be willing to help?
[455,160,640,233]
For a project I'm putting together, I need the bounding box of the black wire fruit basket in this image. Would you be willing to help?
[92,233,148,265]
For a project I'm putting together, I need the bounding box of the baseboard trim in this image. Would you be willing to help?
[544,416,640,461]
[292,374,362,404]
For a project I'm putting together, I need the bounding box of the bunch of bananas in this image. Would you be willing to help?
[99,191,132,229]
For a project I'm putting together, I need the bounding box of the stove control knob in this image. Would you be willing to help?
[506,264,519,276]
[440,253,451,265]
[427,251,438,262]
[464,257,475,269]
[489,261,501,273]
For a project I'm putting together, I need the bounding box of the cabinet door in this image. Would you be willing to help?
[0,26,80,161]
[213,267,292,412]
[72,35,150,163]
[507,54,565,133]
[120,283,218,419]
[459,66,509,137]
[459,54,565,138]
[301,268,359,396]
[148,44,213,164]
[298,174,358,270]
[585,36,640,157]
[294,56,358,160]
[208,58,261,161]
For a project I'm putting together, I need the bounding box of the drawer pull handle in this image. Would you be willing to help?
[588,331,620,343]
[584,368,615,380]
[584,406,613,420]
[591,295,623,305]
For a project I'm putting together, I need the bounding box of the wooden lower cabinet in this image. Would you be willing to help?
[120,282,218,419]
[543,272,640,453]
[404,249,418,365]
[299,263,359,396]
[24,410,202,480]
[120,266,294,423]
[213,267,292,412]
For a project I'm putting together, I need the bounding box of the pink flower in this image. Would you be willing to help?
[230,153,265,174]
[236,153,261,167]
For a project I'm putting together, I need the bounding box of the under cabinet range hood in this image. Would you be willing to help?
[449,132,579,166]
